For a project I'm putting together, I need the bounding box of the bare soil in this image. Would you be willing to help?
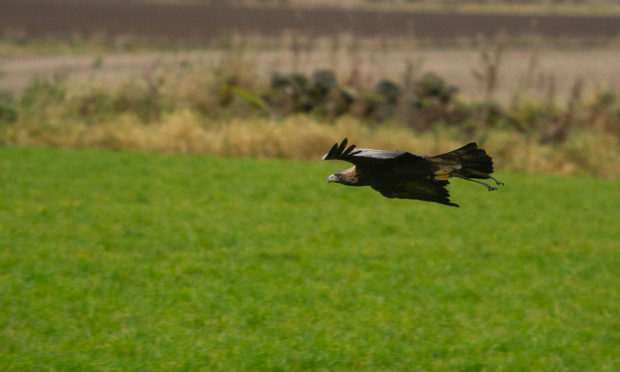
[1,0,620,41]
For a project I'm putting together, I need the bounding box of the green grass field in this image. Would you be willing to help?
[1,147,618,371]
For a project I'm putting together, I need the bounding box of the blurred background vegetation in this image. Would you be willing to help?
[0,0,619,177]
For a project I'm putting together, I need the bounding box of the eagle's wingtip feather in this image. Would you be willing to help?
[337,138,348,155]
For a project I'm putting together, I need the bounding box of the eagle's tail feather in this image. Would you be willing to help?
[433,143,504,187]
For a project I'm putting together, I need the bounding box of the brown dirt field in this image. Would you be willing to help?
[2,48,619,102]
[1,0,620,41]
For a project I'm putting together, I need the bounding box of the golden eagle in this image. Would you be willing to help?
[323,138,503,207]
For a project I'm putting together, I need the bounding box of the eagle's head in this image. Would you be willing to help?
[327,167,359,185]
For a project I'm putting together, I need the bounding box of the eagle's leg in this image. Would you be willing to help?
[453,174,498,191]
[467,169,504,185]
[490,176,504,186]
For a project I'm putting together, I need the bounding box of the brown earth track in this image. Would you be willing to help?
[1,0,620,41]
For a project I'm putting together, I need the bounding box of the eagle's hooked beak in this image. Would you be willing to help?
[327,174,339,184]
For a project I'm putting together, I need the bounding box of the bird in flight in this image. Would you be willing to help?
[323,138,503,207]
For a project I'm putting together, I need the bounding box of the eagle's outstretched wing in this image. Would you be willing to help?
[322,138,424,167]
[371,179,458,207]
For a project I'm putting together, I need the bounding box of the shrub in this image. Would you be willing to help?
[0,92,18,124]
[19,76,67,123]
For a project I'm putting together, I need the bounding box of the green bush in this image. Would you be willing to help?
[0,92,18,124]
[19,76,67,123]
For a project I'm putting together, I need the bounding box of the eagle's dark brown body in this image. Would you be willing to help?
[323,138,503,207]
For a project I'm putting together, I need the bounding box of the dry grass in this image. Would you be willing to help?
[6,111,618,178]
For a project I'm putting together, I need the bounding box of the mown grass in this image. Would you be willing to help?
[1,146,618,371]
